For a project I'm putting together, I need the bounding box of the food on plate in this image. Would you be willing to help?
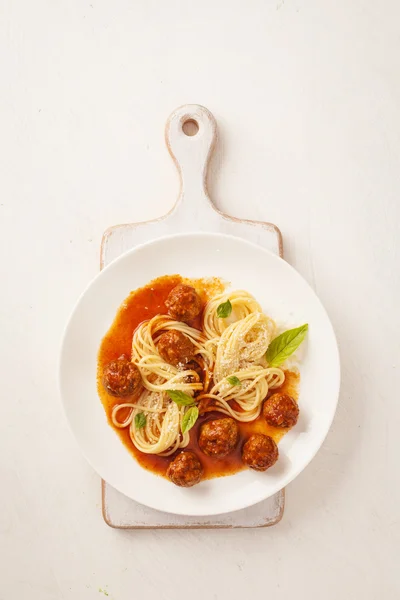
[157,329,196,367]
[263,393,299,428]
[102,355,142,397]
[242,433,279,471]
[165,283,202,322]
[198,417,239,458]
[97,275,307,486]
[167,451,203,487]
[183,359,205,385]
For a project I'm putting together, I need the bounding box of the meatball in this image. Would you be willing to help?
[242,433,278,471]
[165,284,202,322]
[157,330,195,367]
[102,356,142,397]
[263,393,299,428]
[167,451,203,487]
[199,417,239,458]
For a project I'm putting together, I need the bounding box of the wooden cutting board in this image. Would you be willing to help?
[101,104,285,528]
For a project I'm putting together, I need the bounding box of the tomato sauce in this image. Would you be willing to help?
[97,275,299,480]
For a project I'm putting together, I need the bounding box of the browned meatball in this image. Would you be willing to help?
[167,451,203,487]
[102,356,142,397]
[242,433,278,471]
[263,393,299,428]
[157,329,195,367]
[199,417,239,458]
[165,284,202,322]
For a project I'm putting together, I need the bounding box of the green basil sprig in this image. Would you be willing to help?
[217,299,232,318]
[181,406,199,434]
[266,324,308,367]
[134,412,147,429]
[227,375,241,386]
[166,390,195,406]
[166,391,199,434]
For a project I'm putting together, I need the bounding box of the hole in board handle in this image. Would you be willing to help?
[182,119,199,137]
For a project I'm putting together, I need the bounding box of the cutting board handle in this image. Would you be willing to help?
[165,105,217,217]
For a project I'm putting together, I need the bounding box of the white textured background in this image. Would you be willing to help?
[1,1,399,598]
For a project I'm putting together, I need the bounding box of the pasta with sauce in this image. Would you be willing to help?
[98,276,306,486]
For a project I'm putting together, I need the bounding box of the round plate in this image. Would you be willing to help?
[59,233,340,516]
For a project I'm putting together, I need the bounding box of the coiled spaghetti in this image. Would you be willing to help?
[112,290,285,454]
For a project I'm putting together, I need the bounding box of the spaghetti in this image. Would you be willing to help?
[110,289,286,453]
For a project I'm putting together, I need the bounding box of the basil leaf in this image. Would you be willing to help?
[134,412,147,429]
[181,405,199,434]
[227,375,241,386]
[166,389,194,406]
[217,299,232,319]
[266,324,308,367]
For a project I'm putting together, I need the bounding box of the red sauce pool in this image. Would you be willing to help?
[97,275,300,480]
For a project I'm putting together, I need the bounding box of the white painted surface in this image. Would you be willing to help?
[102,480,284,529]
[0,1,399,599]
[102,104,281,265]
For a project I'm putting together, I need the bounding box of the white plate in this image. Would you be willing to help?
[59,233,340,516]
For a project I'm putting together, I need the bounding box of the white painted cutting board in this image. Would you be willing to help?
[101,104,285,528]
